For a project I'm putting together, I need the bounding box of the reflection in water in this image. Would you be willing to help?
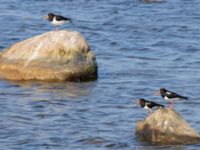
[10,80,97,99]
[136,145,193,150]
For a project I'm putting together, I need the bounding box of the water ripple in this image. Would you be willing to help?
[0,0,200,149]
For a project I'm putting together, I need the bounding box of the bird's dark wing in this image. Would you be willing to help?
[166,91,188,99]
[56,15,71,22]
[146,101,164,108]
[165,91,179,98]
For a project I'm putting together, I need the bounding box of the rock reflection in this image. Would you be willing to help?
[9,80,97,99]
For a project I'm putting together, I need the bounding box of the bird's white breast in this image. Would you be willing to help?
[164,96,170,100]
[51,17,68,26]
[144,105,150,110]
[164,96,179,101]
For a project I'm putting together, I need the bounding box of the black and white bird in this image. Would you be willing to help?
[43,13,71,30]
[137,98,164,116]
[155,88,188,108]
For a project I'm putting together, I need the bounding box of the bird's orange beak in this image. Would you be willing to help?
[154,91,160,96]
[43,16,49,20]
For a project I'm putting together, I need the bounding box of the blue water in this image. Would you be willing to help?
[0,0,200,149]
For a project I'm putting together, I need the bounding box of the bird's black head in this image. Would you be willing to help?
[137,98,146,108]
[43,13,55,21]
[48,13,54,17]
[160,88,167,97]
[47,13,54,21]
[160,88,167,93]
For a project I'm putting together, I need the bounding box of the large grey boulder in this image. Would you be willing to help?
[136,108,200,145]
[0,30,98,81]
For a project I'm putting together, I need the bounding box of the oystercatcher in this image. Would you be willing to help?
[43,13,71,30]
[155,88,188,108]
[137,98,164,116]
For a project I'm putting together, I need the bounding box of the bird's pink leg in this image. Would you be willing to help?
[170,101,174,109]
[148,110,152,117]
[172,101,174,108]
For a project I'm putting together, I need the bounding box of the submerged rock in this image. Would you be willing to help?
[0,30,98,81]
[136,108,200,145]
